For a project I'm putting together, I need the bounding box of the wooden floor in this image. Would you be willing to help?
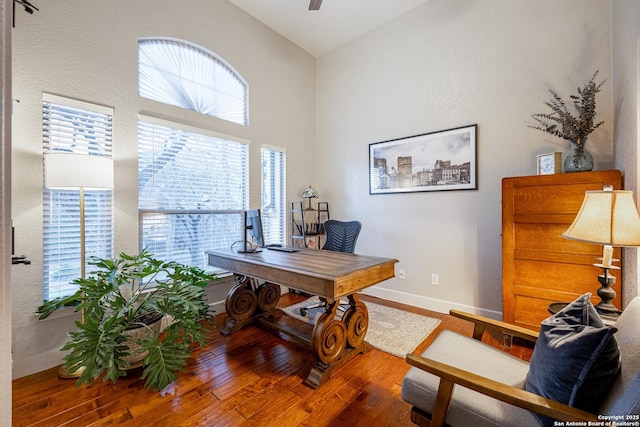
[12,294,534,427]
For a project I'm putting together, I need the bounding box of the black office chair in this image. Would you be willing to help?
[321,220,361,253]
[300,220,362,316]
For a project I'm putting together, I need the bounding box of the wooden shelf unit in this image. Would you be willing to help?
[502,170,623,330]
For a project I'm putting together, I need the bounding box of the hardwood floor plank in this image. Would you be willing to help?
[211,369,262,401]
[118,389,210,427]
[85,408,134,426]
[353,386,410,427]
[13,382,115,426]
[242,389,305,426]
[183,408,247,427]
[149,391,223,426]
[13,293,533,426]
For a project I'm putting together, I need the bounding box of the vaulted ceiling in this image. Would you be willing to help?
[228,0,431,57]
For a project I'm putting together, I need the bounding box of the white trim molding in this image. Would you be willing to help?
[362,286,503,321]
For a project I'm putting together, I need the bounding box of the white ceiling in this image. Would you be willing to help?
[228,0,431,57]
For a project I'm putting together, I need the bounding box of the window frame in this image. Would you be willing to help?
[261,145,287,246]
[137,115,251,269]
[42,93,114,300]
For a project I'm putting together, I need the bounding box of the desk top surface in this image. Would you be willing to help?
[206,248,398,299]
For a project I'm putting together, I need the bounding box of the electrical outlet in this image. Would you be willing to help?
[431,273,439,285]
[399,269,405,280]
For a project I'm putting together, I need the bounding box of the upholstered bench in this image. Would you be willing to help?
[402,296,640,427]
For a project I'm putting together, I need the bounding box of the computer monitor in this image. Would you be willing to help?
[238,209,264,253]
[247,209,265,248]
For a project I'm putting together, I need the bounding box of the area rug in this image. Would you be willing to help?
[281,296,441,358]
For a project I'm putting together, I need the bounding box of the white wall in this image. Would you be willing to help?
[612,0,640,304]
[11,0,317,378]
[316,0,615,317]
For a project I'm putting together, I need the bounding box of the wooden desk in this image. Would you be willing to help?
[206,247,398,388]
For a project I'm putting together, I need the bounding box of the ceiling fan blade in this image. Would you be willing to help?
[309,0,322,10]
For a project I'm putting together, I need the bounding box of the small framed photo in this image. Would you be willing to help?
[537,152,562,175]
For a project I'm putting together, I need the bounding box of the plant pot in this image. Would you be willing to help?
[564,140,593,173]
[121,312,164,368]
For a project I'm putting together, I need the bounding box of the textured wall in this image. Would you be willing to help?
[316,0,615,316]
[612,0,640,304]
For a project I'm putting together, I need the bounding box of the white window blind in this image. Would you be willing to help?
[42,95,114,300]
[261,146,286,245]
[138,38,248,126]
[138,120,249,269]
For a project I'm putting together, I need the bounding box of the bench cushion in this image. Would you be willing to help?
[402,330,540,427]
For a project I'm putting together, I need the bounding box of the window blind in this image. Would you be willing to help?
[261,146,286,245]
[138,120,249,269]
[42,95,114,300]
[138,38,248,126]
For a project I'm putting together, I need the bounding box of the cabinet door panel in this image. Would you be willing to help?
[513,296,555,329]
[513,259,610,294]
[513,182,609,215]
[502,170,623,330]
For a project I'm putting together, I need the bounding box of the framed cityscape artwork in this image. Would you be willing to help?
[369,124,477,194]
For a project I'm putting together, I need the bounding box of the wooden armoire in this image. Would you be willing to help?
[502,170,623,330]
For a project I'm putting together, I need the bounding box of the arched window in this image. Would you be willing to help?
[138,38,248,126]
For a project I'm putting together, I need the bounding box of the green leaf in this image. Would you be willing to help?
[138,330,191,391]
[36,292,82,319]
[61,315,129,388]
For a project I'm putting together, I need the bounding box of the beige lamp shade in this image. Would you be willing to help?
[563,189,640,247]
[44,152,114,190]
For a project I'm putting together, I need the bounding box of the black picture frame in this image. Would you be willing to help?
[369,124,477,194]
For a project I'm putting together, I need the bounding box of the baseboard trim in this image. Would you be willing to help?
[361,286,503,320]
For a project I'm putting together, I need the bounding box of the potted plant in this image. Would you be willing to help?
[529,71,605,172]
[37,249,216,391]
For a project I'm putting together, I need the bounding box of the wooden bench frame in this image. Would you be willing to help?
[405,310,600,427]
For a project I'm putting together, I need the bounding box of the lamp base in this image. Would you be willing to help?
[57,364,85,379]
[303,198,316,210]
[595,270,621,321]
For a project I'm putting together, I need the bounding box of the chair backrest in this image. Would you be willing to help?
[601,296,640,416]
[322,220,361,253]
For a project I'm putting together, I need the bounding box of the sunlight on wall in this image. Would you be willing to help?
[636,37,640,298]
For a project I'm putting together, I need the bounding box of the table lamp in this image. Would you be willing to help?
[44,152,114,377]
[562,185,640,319]
[301,185,318,210]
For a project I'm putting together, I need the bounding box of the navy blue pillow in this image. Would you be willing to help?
[525,293,620,427]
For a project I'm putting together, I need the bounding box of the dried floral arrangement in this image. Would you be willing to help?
[529,71,605,145]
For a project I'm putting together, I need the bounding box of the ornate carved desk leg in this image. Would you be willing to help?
[221,275,282,335]
[311,300,347,365]
[221,275,258,335]
[306,300,346,387]
[305,295,371,389]
[257,281,281,313]
[342,293,368,348]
